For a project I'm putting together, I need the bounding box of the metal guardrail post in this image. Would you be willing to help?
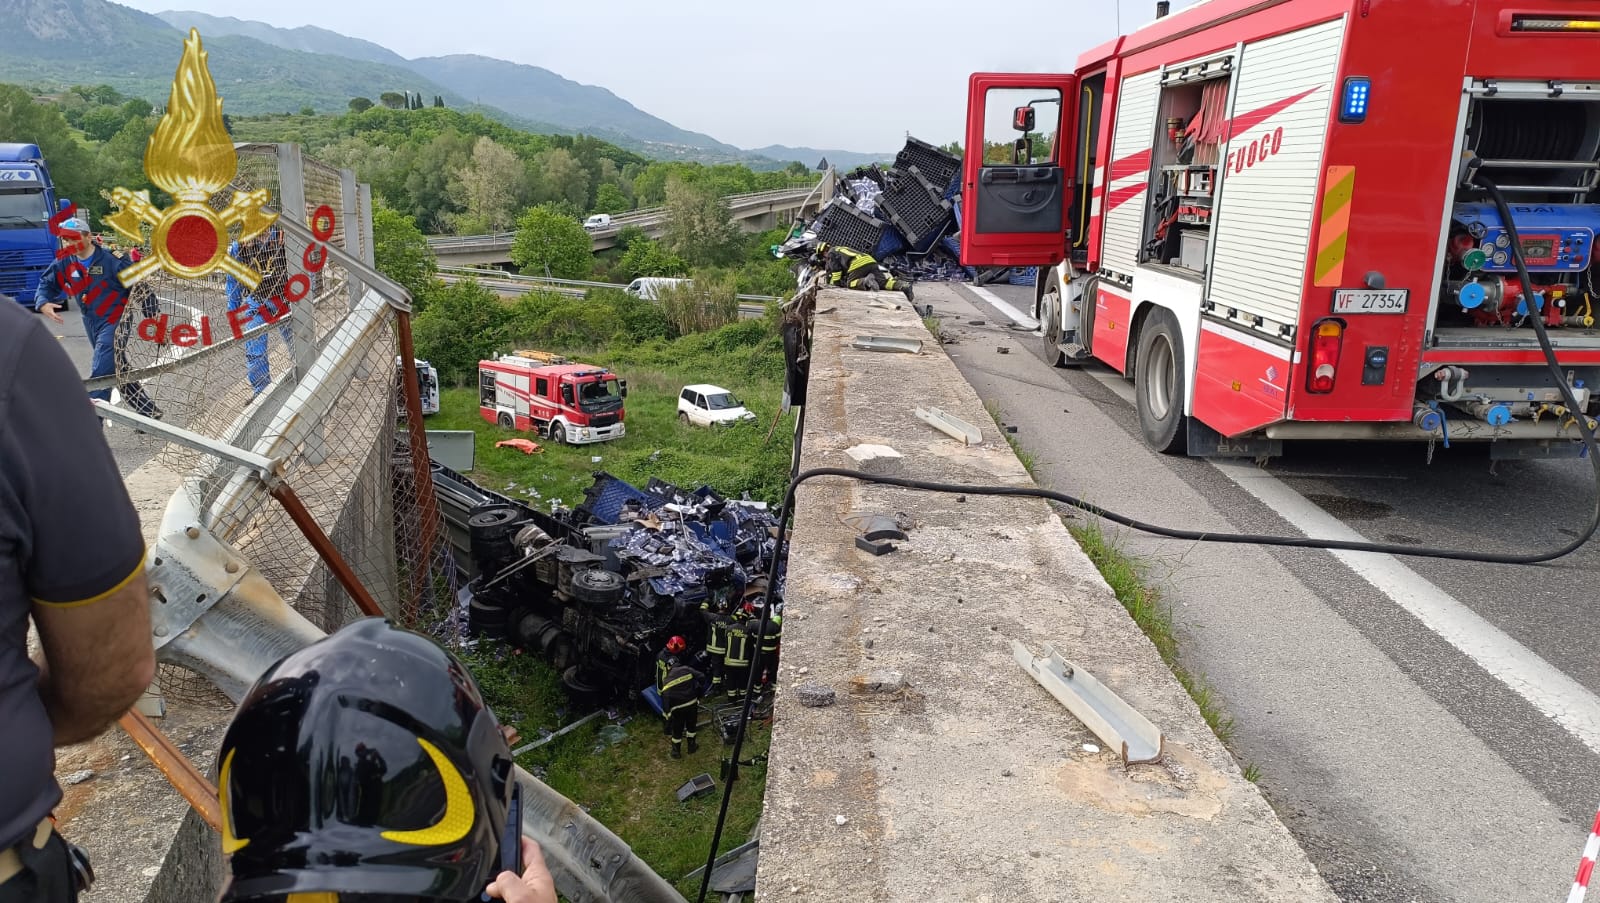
[274,144,318,383]
[340,167,364,311]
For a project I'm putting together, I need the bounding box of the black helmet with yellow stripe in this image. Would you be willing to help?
[216,618,516,902]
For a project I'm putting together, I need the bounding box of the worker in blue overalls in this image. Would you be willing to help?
[33,217,160,419]
[224,227,293,396]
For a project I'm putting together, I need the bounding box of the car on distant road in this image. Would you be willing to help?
[678,384,756,428]
[625,277,692,300]
[583,214,612,232]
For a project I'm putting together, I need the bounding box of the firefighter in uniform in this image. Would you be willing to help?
[656,636,703,758]
[722,608,754,702]
[214,618,556,903]
[816,242,914,301]
[748,596,782,689]
[700,569,736,696]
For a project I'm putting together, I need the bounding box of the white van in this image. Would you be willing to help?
[624,277,692,301]
[582,214,612,232]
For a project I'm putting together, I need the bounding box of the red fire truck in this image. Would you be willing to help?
[961,0,1600,459]
[478,355,627,445]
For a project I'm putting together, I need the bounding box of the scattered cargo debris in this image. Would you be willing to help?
[677,773,717,802]
[855,536,895,556]
[430,465,787,705]
[842,513,909,542]
[796,684,837,708]
[1012,640,1165,766]
[495,438,543,455]
[916,406,983,446]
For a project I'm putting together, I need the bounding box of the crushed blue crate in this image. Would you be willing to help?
[1008,268,1037,286]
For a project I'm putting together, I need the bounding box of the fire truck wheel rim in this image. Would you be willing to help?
[1146,333,1176,420]
[1041,271,1063,347]
[498,412,512,429]
[551,422,567,444]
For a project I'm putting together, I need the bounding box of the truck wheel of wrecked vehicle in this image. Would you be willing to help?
[562,665,605,707]
[571,568,625,605]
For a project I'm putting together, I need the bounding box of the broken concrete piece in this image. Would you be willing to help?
[851,671,908,695]
[796,684,838,708]
[844,444,904,475]
[63,769,94,786]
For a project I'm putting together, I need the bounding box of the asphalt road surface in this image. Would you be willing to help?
[29,301,165,478]
[925,280,1600,903]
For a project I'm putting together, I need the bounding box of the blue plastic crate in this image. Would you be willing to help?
[578,474,668,525]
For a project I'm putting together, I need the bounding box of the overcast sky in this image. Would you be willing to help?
[119,0,1203,153]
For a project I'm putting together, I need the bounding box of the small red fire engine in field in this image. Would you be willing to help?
[961,0,1600,459]
[478,352,627,445]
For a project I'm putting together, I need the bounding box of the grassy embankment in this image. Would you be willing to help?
[431,317,792,893]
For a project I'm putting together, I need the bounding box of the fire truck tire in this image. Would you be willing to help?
[1134,308,1189,455]
[497,412,513,430]
[571,568,625,605]
[550,422,568,445]
[1039,270,1064,367]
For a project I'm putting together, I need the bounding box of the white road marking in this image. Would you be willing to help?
[967,285,1040,331]
[1216,460,1600,757]
[1081,366,1600,755]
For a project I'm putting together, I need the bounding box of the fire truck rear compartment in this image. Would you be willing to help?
[1435,95,1600,333]
[1420,93,1600,428]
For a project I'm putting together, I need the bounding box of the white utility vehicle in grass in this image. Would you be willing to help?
[677,384,756,428]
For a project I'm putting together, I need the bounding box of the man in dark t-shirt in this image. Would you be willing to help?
[0,299,157,902]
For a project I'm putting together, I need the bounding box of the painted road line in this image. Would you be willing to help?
[1214,459,1600,757]
[967,285,1040,331]
[1081,364,1600,754]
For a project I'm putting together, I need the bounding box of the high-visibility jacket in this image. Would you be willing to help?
[702,605,729,656]
[656,650,679,695]
[660,662,702,709]
[758,613,782,655]
[724,621,753,667]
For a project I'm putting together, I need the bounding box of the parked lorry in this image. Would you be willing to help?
[0,143,71,305]
[961,0,1600,460]
[478,353,627,444]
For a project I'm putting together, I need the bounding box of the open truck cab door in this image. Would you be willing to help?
[959,73,1079,268]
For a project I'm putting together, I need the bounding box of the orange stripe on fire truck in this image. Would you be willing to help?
[1313,165,1356,287]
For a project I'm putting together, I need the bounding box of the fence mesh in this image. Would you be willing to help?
[107,143,455,704]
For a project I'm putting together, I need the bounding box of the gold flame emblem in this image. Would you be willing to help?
[105,29,277,290]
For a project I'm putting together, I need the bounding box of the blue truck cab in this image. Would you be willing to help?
[0,143,72,306]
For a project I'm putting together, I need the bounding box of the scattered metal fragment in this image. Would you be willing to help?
[852,335,924,354]
[1012,640,1164,766]
[512,709,605,755]
[855,536,895,556]
[916,406,982,446]
[796,684,838,708]
[676,773,716,802]
[997,346,1010,355]
[842,513,909,542]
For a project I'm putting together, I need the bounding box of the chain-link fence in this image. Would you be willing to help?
[102,142,452,704]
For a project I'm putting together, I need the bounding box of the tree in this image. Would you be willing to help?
[349,96,374,113]
[373,204,440,308]
[412,278,509,386]
[80,106,129,142]
[591,183,630,215]
[379,92,406,110]
[659,272,739,335]
[447,136,527,233]
[120,98,153,120]
[785,161,808,177]
[662,176,740,267]
[510,204,592,280]
[528,147,590,211]
[616,238,687,281]
[299,105,316,117]
[433,95,445,108]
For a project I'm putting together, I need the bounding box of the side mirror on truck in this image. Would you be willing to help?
[619,379,628,398]
[1013,105,1036,132]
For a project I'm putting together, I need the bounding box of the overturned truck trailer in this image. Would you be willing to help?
[432,464,787,705]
